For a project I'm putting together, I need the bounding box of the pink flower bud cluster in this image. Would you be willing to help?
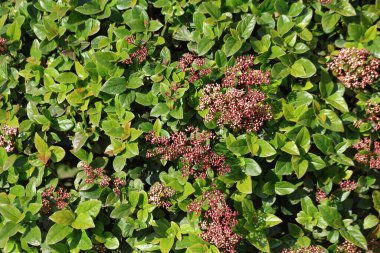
[320,0,333,5]
[178,53,212,83]
[148,183,175,209]
[79,162,126,195]
[188,190,241,253]
[123,35,148,65]
[0,125,18,152]
[199,84,272,132]
[339,180,358,191]
[41,186,70,214]
[0,37,6,54]
[354,101,380,131]
[316,189,328,203]
[199,55,272,132]
[353,138,380,169]
[222,55,270,88]
[113,177,126,196]
[146,127,230,179]
[327,48,380,89]
[281,245,325,253]
[336,240,362,253]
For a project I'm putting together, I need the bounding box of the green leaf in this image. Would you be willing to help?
[281,141,300,155]
[22,225,41,246]
[292,157,308,179]
[49,210,76,226]
[0,204,22,222]
[329,0,356,17]
[277,15,294,35]
[105,236,119,249]
[78,230,93,250]
[169,105,184,120]
[101,77,127,95]
[46,224,73,245]
[265,214,282,227]
[275,181,297,195]
[243,158,262,176]
[50,146,66,162]
[339,226,367,250]
[237,14,256,40]
[223,35,242,57]
[197,37,214,56]
[295,127,310,150]
[75,2,102,15]
[110,204,132,219]
[317,109,344,132]
[229,139,250,155]
[75,200,102,218]
[0,221,18,240]
[313,134,334,154]
[363,214,378,229]
[72,131,88,152]
[160,237,174,253]
[127,76,144,89]
[125,142,139,158]
[151,103,170,117]
[34,133,49,154]
[198,1,221,20]
[237,176,252,194]
[71,213,95,230]
[362,25,377,42]
[319,205,344,229]
[123,6,149,32]
[55,72,78,84]
[348,23,363,41]
[321,13,340,33]
[290,58,316,78]
[301,196,318,217]
[256,139,276,157]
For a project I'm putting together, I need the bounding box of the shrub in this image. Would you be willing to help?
[0,0,379,252]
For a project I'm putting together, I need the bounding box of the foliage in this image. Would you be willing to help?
[0,0,379,252]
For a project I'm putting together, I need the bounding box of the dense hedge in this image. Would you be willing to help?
[0,0,379,252]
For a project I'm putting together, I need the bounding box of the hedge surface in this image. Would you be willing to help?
[0,0,379,252]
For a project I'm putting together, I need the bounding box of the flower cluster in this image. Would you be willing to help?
[0,125,18,152]
[178,53,212,83]
[41,186,70,214]
[79,162,126,195]
[320,0,333,5]
[188,190,241,253]
[0,37,6,54]
[354,101,380,131]
[316,189,328,203]
[339,180,358,191]
[146,127,230,178]
[281,245,325,253]
[113,177,126,196]
[123,35,148,65]
[199,84,272,132]
[336,240,362,253]
[353,138,380,169]
[327,48,380,89]
[199,55,272,132]
[222,55,270,88]
[148,183,175,209]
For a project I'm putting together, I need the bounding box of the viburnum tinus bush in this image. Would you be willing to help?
[0,0,380,253]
